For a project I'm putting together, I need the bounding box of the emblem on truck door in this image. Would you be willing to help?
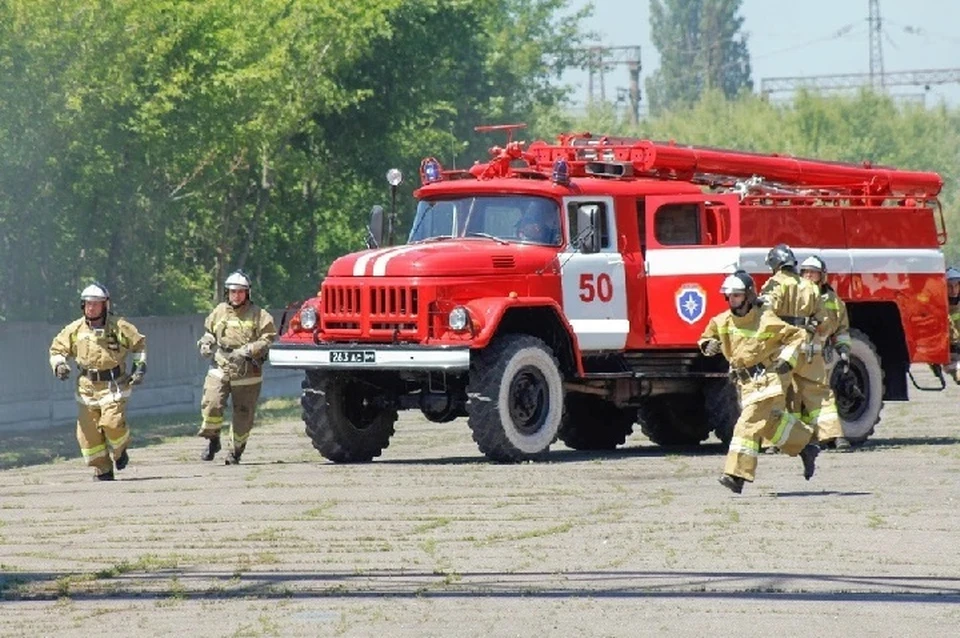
[675,284,707,324]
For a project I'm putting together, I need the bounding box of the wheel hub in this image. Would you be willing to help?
[832,358,869,422]
[508,366,549,435]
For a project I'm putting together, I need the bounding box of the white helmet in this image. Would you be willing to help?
[720,271,753,295]
[224,270,251,291]
[79,282,110,315]
[80,282,109,302]
[800,255,826,273]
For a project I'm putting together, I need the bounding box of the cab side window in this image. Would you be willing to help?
[654,203,700,245]
[653,202,731,246]
[567,202,611,249]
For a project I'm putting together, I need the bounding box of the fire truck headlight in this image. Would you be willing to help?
[448,306,469,332]
[300,305,318,330]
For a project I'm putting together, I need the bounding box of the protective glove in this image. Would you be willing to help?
[197,334,216,359]
[129,362,146,386]
[234,344,254,361]
[774,359,793,375]
[54,362,71,381]
[702,339,722,356]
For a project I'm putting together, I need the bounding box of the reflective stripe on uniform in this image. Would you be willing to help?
[728,437,760,457]
[132,352,146,363]
[203,415,224,425]
[781,342,800,366]
[717,325,775,339]
[770,411,798,446]
[233,431,251,445]
[231,376,263,387]
[107,431,130,449]
[81,442,108,460]
[805,404,839,425]
[834,333,852,345]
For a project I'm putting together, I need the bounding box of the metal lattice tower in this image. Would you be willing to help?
[575,45,642,125]
[868,0,885,87]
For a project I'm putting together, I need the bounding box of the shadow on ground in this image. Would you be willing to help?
[3,568,960,604]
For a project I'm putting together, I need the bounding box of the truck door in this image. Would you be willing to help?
[644,194,741,346]
[560,196,629,351]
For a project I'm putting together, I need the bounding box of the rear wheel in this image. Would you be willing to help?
[829,328,884,443]
[559,394,635,450]
[301,373,398,462]
[638,393,710,446]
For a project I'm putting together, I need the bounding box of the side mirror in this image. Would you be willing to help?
[576,206,600,254]
[367,205,384,249]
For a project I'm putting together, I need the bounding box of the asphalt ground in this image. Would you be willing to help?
[1,371,958,637]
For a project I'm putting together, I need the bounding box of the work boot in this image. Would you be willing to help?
[114,450,129,471]
[224,449,242,465]
[95,470,115,481]
[800,443,820,480]
[200,435,221,462]
[834,437,852,452]
[718,473,745,494]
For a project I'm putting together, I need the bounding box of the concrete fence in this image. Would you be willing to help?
[0,311,303,433]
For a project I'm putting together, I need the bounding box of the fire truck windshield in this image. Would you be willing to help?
[408,195,561,246]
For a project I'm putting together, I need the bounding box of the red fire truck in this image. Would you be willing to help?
[269,126,950,463]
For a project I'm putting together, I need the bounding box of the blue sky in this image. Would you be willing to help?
[560,0,960,110]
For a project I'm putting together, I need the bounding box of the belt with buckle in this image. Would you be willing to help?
[78,365,123,382]
[730,363,766,382]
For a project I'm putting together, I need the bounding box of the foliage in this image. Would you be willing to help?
[0,0,591,322]
[646,0,752,115]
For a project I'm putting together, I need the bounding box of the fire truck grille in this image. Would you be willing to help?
[320,283,420,337]
[323,285,363,317]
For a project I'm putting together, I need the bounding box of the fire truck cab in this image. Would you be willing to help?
[269,127,950,463]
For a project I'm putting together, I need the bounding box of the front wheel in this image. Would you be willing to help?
[829,328,884,442]
[466,334,564,462]
[301,373,398,462]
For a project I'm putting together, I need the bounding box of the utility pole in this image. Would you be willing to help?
[868,0,885,88]
[760,1,960,100]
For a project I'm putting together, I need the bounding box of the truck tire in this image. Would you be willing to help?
[829,328,884,443]
[638,393,711,446]
[703,378,740,447]
[466,334,564,462]
[301,373,398,463]
[559,394,635,451]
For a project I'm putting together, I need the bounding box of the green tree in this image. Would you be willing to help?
[645,0,752,115]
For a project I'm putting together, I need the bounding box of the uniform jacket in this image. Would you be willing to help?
[819,284,852,349]
[699,304,806,406]
[200,302,277,380]
[49,316,146,374]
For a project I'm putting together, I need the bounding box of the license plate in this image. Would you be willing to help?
[329,350,376,364]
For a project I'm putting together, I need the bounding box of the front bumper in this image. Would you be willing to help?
[268,342,471,371]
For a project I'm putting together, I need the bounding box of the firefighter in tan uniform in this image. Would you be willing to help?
[48,282,146,481]
[759,244,838,448]
[699,271,820,494]
[196,271,276,464]
[800,255,852,450]
[944,267,960,384]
